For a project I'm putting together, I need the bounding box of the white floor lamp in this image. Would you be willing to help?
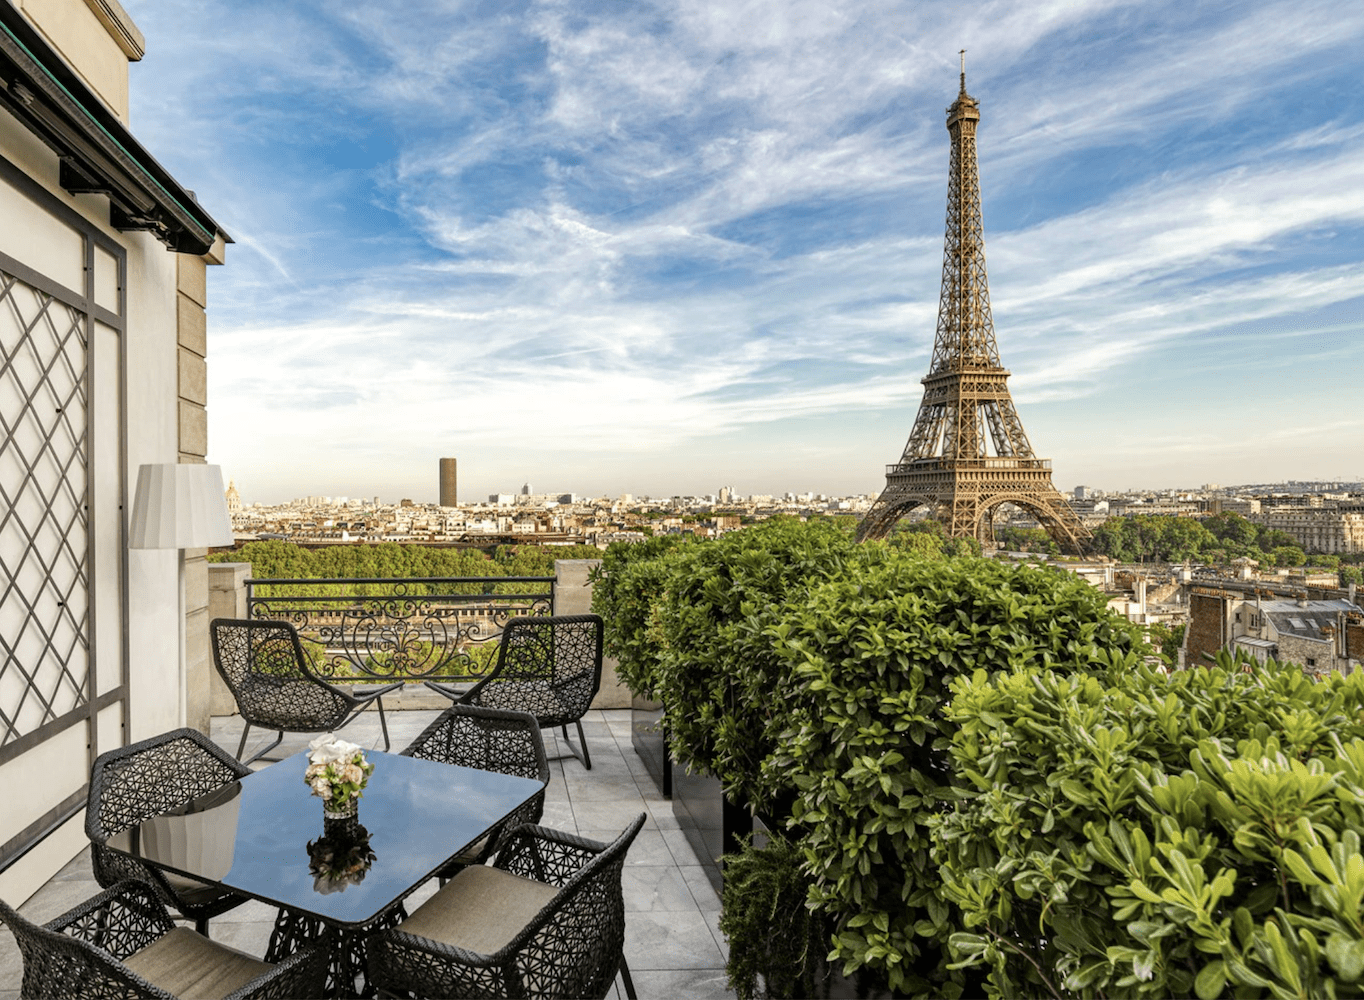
[128,464,235,727]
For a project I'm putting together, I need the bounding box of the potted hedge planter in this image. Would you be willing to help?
[630,696,671,797]
[671,764,758,895]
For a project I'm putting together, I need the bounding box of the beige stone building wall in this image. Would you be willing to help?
[0,0,216,903]
[13,0,144,122]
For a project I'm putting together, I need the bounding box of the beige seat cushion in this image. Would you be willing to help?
[399,865,558,955]
[124,926,272,999]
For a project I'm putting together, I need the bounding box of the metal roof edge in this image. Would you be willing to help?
[0,0,228,254]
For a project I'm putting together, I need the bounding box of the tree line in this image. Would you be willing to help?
[999,513,1364,580]
[208,539,603,593]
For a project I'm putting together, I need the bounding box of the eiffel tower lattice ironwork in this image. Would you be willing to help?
[857,58,1091,554]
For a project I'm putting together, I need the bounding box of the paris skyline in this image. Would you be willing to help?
[121,1,1364,505]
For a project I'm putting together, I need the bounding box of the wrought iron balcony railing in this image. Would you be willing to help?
[245,576,555,685]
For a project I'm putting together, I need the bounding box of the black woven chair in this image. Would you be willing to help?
[401,704,550,878]
[366,813,645,1000]
[425,614,605,769]
[87,727,252,935]
[0,879,329,999]
[211,617,402,764]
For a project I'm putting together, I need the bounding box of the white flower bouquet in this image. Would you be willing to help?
[304,734,374,815]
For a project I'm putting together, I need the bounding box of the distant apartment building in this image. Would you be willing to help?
[1206,497,1260,516]
[1255,509,1364,554]
[1185,589,1364,674]
[1108,499,1200,517]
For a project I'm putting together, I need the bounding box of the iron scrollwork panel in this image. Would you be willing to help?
[247,580,553,684]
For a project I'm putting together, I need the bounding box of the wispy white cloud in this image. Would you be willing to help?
[120,0,1364,498]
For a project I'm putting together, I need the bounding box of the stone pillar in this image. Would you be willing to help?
[176,241,225,733]
[207,562,251,717]
[554,559,629,709]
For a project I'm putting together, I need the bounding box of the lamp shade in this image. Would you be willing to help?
[128,463,235,549]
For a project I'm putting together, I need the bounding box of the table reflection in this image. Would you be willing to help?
[115,783,242,882]
[307,816,376,894]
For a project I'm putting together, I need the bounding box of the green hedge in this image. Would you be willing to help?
[590,520,1148,996]
[763,555,1141,995]
[589,533,695,699]
[653,517,864,811]
[936,654,1364,1000]
[589,521,1364,998]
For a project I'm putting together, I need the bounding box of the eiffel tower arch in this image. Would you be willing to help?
[858,58,1091,555]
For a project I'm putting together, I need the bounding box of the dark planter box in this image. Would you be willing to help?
[632,700,760,893]
[630,699,670,798]
[672,766,753,895]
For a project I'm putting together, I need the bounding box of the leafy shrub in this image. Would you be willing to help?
[763,555,1141,996]
[720,834,822,1000]
[654,516,862,810]
[589,535,695,699]
[935,655,1364,999]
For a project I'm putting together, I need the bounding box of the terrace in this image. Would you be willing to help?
[0,704,737,1000]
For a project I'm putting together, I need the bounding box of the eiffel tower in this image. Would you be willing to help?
[857,56,1091,554]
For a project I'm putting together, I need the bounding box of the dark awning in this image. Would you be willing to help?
[0,1,228,255]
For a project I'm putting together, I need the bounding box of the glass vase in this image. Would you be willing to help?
[323,796,358,822]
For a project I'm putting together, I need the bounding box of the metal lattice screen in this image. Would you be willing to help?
[0,267,89,749]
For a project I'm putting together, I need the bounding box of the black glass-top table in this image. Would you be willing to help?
[106,749,544,996]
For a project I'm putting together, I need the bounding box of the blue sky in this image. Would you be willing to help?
[120,0,1364,504]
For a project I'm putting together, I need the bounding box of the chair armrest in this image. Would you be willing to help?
[47,879,176,961]
[349,681,404,704]
[294,649,402,706]
[492,824,608,887]
[423,679,470,702]
[230,933,331,1000]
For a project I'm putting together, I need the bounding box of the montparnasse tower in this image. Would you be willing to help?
[857,54,1090,553]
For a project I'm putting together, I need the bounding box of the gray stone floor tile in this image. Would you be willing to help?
[598,709,632,723]
[625,910,726,970]
[210,918,275,957]
[51,848,94,881]
[632,781,670,805]
[681,866,723,911]
[16,878,103,924]
[211,898,278,924]
[645,799,682,830]
[542,779,574,804]
[562,762,636,786]
[0,931,21,992]
[564,774,646,802]
[578,828,673,867]
[571,800,655,831]
[628,968,735,999]
[567,743,632,766]
[661,828,713,867]
[538,801,578,830]
[0,988,18,1000]
[622,867,699,912]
